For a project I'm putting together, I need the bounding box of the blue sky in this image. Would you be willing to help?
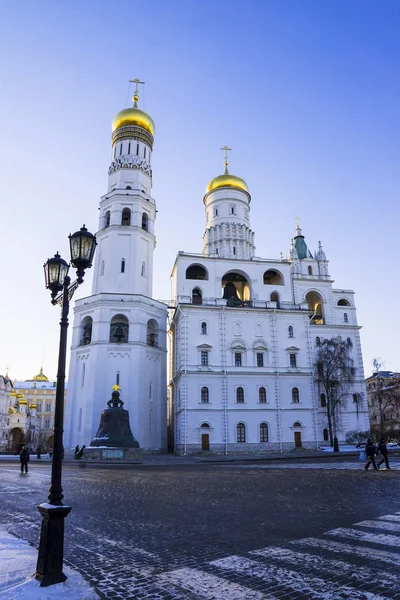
[0,0,399,379]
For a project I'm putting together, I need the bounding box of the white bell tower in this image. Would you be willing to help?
[65,81,168,451]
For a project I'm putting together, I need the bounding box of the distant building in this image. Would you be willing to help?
[366,371,400,438]
[0,374,13,450]
[10,368,66,452]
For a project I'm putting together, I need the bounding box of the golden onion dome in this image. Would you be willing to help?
[18,399,27,405]
[206,172,248,194]
[112,87,155,136]
[29,402,37,409]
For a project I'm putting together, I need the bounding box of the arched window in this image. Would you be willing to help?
[80,316,93,346]
[116,372,120,386]
[236,387,244,403]
[142,213,148,230]
[316,336,321,346]
[323,428,329,441]
[104,211,110,228]
[186,264,208,280]
[292,388,300,403]
[320,393,326,407]
[237,423,246,443]
[306,291,324,325]
[293,421,302,428]
[121,259,125,273]
[109,314,129,343]
[263,270,283,285]
[347,337,352,347]
[121,208,131,226]
[192,288,202,305]
[147,319,159,347]
[259,387,267,403]
[337,298,351,306]
[222,271,250,303]
[353,393,360,404]
[270,292,279,304]
[201,322,207,335]
[288,326,294,338]
[344,313,348,323]
[260,423,269,442]
[201,387,209,403]
[308,265,313,275]
[230,205,236,215]
[200,422,210,428]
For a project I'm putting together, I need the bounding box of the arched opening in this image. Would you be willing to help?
[288,326,294,338]
[104,211,110,228]
[109,314,129,343]
[121,259,125,273]
[323,428,329,441]
[192,288,202,305]
[201,322,207,335]
[200,422,210,450]
[320,393,326,407]
[270,292,280,305]
[200,422,210,428]
[236,387,244,403]
[260,423,269,442]
[259,387,267,403]
[306,291,324,325]
[347,337,353,347]
[80,316,93,346]
[293,421,302,428]
[142,213,148,231]
[263,269,283,285]
[337,298,351,307]
[237,423,246,443]
[308,265,313,275]
[9,428,24,453]
[222,271,250,305]
[292,388,300,403]
[201,387,209,403]
[316,336,321,346]
[344,313,349,323]
[121,207,131,226]
[186,264,208,280]
[147,319,159,347]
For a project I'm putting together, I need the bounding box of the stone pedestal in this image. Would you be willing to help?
[83,446,142,461]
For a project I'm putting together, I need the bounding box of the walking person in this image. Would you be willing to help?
[377,438,390,470]
[20,445,30,474]
[364,439,378,471]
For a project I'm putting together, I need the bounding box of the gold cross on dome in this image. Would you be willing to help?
[129,78,145,107]
[295,216,300,227]
[221,145,232,173]
[112,384,120,391]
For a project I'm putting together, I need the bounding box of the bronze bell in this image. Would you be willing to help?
[90,388,139,448]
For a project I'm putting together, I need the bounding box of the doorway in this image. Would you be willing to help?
[294,431,302,447]
[201,434,209,451]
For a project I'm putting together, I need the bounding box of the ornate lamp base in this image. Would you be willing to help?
[35,503,71,586]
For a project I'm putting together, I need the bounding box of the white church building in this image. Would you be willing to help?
[65,85,369,454]
[65,84,168,451]
[170,151,369,454]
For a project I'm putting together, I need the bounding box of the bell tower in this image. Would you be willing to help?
[65,81,168,452]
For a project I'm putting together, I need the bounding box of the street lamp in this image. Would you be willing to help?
[36,225,96,586]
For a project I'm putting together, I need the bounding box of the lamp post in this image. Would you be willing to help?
[36,225,96,587]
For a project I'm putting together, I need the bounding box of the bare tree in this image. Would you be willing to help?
[315,337,356,451]
[369,359,400,438]
[345,429,371,447]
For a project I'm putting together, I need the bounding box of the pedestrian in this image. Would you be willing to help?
[377,438,390,470]
[20,445,30,474]
[364,439,378,471]
[48,446,53,458]
[36,446,41,460]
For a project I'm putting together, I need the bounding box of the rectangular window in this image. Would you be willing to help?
[201,351,209,366]
[136,143,139,155]
[45,419,50,429]
[257,353,264,367]
[37,404,42,412]
[144,147,146,158]
[128,143,131,154]
[120,144,123,155]
[233,246,236,255]
[45,403,51,412]
[235,352,242,367]
[290,353,297,368]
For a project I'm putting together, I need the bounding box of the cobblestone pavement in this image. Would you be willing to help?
[215,458,400,470]
[0,460,399,599]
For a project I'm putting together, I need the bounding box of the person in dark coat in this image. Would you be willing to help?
[377,438,390,469]
[20,445,30,474]
[364,439,378,471]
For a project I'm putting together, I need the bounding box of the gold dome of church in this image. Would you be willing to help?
[112,83,155,136]
[206,146,248,194]
[206,171,248,194]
